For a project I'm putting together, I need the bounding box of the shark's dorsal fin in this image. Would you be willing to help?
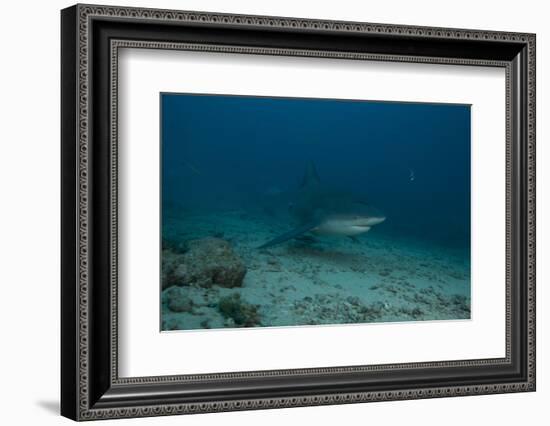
[257,220,320,249]
[301,161,320,188]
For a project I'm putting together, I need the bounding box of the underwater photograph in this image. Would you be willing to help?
[160,93,471,331]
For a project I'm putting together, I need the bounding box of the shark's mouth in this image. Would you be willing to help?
[351,224,371,229]
[349,225,371,232]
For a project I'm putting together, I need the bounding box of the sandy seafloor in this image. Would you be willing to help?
[161,208,471,331]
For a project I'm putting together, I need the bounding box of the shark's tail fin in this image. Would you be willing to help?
[301,161,320,188]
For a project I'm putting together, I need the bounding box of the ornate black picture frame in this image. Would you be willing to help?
[61,3,536,421]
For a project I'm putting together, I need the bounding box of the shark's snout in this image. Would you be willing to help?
[365,216,386,226]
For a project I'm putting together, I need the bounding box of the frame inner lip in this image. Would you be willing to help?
[110,40,513,384]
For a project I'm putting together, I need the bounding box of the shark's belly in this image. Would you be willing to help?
[312,221,371,236]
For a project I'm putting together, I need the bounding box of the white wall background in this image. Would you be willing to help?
[0,0,546,424]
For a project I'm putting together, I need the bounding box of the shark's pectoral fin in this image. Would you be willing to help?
[257,221,320,249]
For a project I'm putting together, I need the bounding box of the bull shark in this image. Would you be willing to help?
[258,162,386,249]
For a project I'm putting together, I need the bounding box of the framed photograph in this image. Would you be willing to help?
[61,4,536,421]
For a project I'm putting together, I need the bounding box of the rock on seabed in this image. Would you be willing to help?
[165,237,247,289]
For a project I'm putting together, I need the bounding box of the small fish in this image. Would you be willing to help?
[181,160,202,176]
[408,168,415,181]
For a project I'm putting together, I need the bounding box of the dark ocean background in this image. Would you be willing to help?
[161,93,471,253]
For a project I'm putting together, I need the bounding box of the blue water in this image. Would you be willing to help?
[162,93,470,251]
